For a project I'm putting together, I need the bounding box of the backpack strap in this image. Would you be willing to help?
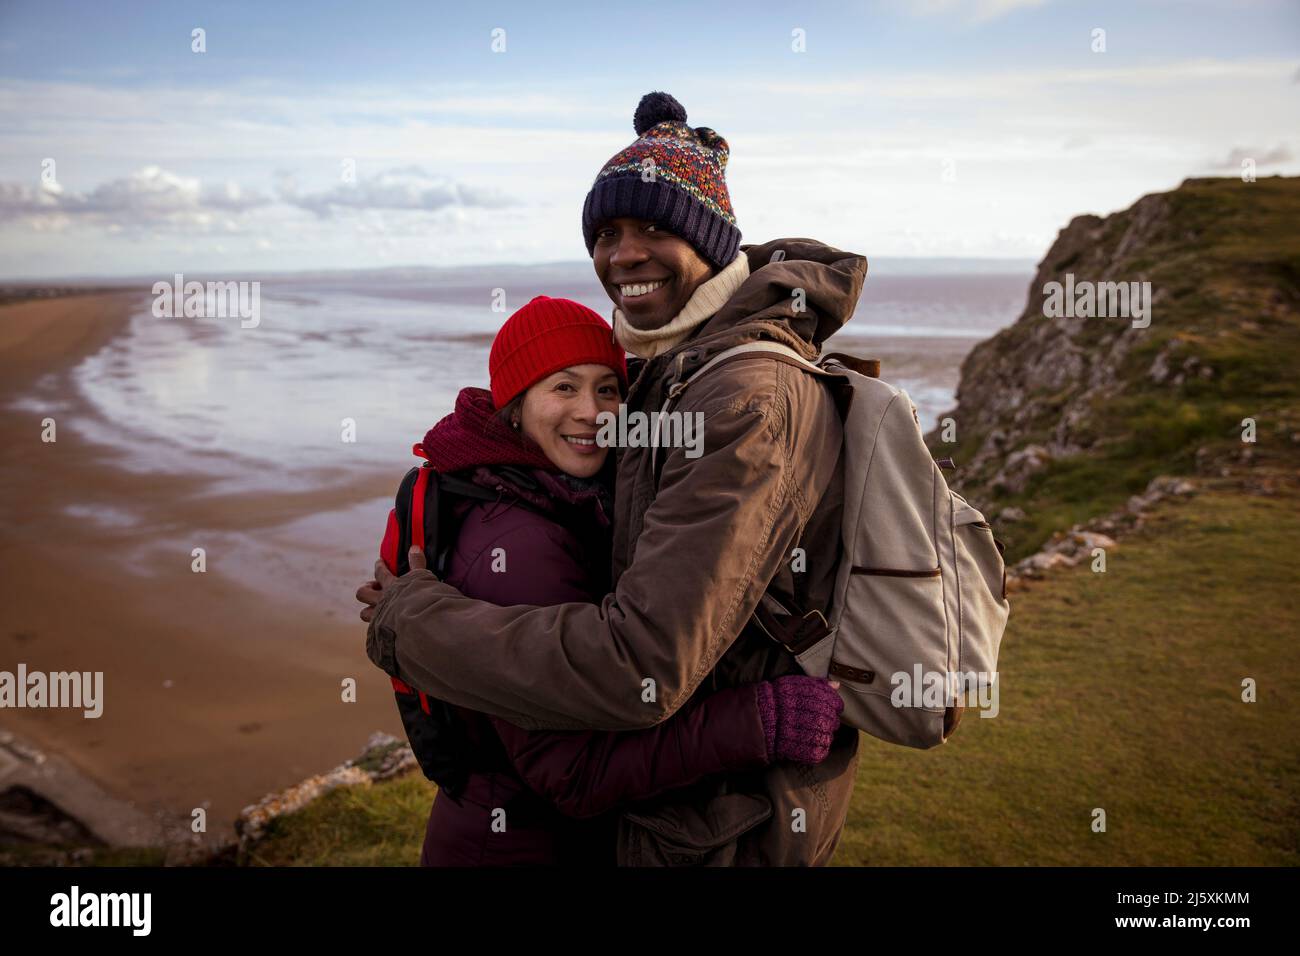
[389,460,538,791]
[401,464,550,577]
[410,467,432,552]
[649,342,863,659]
[752,592,832,656]
[651,341,844,475]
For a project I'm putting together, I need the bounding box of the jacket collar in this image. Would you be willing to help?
[466,464,613,528]
[612,251,751,359]
[625,237,868,406]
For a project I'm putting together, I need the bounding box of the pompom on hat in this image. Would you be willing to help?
[581,91,740,271]
[488,295,628,409]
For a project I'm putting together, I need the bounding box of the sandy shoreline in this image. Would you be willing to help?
[0,292,403,847]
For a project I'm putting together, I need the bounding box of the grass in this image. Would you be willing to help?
[0,844,169,867]
[242,772,435,867]
[832,486,1300,865]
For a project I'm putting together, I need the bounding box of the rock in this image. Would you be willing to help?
[1126,475,1196,515]
[1019,551,1074,575]
[1149,348,1174,384]
[998,506,1026,523]
[992,444,1052,494]
[1073,531,1116,551]
[354,731,418,782]
[1147,475,1196,496]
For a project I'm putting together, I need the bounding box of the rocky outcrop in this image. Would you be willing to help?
[932,192,1175,492]
[0,728,178,865]
[928,176,1300,559]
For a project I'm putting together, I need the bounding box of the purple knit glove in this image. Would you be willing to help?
[755,675,844,764]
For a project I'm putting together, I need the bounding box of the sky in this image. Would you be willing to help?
[0,0,1296,279]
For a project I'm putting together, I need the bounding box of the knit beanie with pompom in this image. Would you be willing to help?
[581,91,740,271]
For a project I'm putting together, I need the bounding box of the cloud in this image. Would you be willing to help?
[1210,145,1294,169]
[0,166,271,230]
[0,56,1293,273]
[276,166,518,218]
[0,164,515,232]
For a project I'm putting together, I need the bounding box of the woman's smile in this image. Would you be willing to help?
[561,433,601,454]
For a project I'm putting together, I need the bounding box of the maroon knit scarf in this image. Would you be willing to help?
[419,386,556,474]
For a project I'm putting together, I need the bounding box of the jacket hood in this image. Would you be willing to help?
[622,237,867,405]
[691,237,868,360]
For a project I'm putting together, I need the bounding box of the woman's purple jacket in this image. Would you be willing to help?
[408,397,770,866]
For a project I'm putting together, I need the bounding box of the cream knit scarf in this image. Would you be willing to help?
[612,251,751,359]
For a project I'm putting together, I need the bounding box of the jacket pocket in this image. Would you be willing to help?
[831,567,950,748]
[619,792,773,866]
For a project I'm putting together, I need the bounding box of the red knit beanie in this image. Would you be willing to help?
[489,296,628,409]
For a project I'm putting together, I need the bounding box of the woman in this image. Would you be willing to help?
[380,295,844,866]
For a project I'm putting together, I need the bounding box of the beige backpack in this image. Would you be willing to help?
[656,341,1010,749]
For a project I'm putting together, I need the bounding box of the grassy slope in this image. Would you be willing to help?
[240,483,1298,867]
[834,485,1299,866]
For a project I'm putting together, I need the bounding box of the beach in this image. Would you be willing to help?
[0,291,404,846]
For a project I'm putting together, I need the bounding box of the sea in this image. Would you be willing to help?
[71,259,1032,483]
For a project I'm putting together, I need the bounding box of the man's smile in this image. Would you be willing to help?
[615,277,671,307]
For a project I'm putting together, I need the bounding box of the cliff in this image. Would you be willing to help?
[930,175,1300,560]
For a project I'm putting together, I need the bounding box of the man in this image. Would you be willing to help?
[359,90,868,865]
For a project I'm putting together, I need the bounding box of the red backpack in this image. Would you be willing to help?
[378,445,545,796]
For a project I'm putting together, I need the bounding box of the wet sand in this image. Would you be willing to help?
[0,292,403,847]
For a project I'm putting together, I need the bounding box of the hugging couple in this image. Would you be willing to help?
[357,91,868,866]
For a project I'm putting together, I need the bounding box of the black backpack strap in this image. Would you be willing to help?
[393,466,505,578]
[389,464,512,795]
